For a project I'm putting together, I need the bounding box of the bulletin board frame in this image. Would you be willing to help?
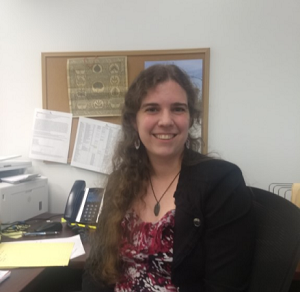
[41,48,210,161]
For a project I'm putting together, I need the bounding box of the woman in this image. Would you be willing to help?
[83,64,255,292]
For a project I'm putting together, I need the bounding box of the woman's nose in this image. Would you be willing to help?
[158,110,174,126]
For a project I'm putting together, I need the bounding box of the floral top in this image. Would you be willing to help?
[115,209,177,292]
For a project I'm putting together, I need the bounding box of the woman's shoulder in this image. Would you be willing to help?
[182,150,243,182]
[183,149,240,170]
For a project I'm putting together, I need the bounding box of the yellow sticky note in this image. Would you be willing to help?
[2,232,24,239]
[0,242,74,268]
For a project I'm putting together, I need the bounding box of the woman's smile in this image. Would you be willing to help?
[153,134,176,140]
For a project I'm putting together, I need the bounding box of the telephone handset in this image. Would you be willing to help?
[64,180,104,224]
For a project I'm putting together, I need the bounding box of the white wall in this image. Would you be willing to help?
[1,0,300,213]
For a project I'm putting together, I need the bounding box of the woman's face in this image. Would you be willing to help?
[135,80,190,162]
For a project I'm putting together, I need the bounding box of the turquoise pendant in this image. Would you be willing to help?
[154,202,160,216]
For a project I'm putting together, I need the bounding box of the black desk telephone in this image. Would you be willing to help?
[64,180,104,224]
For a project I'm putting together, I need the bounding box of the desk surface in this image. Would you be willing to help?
[0,213,89,292]
[1,213,300,292]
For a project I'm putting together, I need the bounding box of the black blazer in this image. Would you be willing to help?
[83,153,255,292]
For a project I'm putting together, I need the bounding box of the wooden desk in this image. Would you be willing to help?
[0,214,90,292]
[1,214,299,291]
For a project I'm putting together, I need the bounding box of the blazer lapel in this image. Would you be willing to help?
[172,165,205,270]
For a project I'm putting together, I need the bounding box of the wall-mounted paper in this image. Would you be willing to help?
[71,117,121,174]
[29,109,72,164]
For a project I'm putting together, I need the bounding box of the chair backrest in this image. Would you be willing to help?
[248,187,300,292]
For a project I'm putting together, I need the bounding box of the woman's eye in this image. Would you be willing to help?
[173,107,186,112]
[145,107,158,113]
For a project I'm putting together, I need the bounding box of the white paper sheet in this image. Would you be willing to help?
[1,173,40,184]
[29,109,72,164]
[71,117,121,174]
[0,270,11,283]
[0,155,21,161]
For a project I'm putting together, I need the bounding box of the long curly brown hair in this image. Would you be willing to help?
[86,64,202,285]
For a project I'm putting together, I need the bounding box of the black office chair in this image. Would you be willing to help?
[247,187,300,292]
[72,187,300,292]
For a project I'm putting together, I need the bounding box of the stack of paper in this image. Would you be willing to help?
[0,242,74,268]
[0,235,84,268]
[1,174,40,184]
[0,155,21,161]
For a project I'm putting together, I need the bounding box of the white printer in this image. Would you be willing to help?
[0,159,48,224]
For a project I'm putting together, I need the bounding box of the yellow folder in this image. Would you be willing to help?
[0,242,74,268]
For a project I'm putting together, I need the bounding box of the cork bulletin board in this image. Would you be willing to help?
[41,48,210,162]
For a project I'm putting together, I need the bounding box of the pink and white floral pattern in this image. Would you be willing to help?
[115,209,177,292]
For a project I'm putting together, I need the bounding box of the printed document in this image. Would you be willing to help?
[29,109,72,164]
[71,117,121,174]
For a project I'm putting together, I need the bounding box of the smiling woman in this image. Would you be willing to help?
[83,64,255,292]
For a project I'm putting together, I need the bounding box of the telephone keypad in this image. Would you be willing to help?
[81,202,100,223]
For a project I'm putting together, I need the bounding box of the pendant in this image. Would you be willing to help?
[154,202,160,216]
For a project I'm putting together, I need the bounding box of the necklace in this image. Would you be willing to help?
[149,171,180,216]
